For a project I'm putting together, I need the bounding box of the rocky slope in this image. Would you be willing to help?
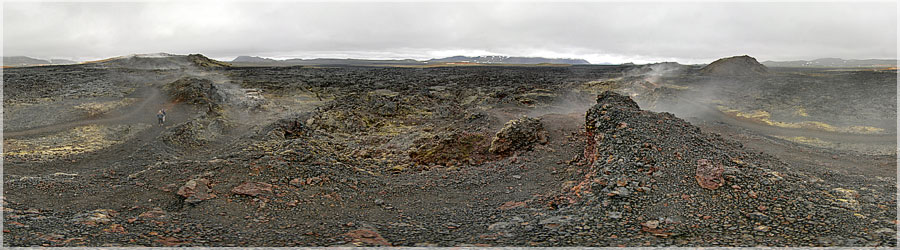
[520,92,896,246]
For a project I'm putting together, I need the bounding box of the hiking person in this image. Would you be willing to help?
[157,109,167,126]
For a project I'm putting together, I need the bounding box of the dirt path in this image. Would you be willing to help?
[4,87,167,138]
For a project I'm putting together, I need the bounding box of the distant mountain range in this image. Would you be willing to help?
[427,56,590,65]
[232,56,425,66]
[6,54,591,67]
[4,53,229,69]
[3,56,77,67]
[6,54,897,68]
[761,58,896,68]
[231,55,590,66]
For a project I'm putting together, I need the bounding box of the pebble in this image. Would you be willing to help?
[611,187,630,197]
[608,212,623,219]
[748,212,769,221]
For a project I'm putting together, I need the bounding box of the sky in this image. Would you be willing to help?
[3,1,897,64]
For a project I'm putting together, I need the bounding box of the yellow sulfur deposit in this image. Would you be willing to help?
[718,106,885,134]
[4,124,150,161]
[74,98,138,117]
[660,84,690,90]
[845,125,885,134]
[774,136,834,148]
[793,107,808,117]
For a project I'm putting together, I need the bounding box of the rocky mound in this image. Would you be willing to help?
[165,77,224,105]
[186,54,231,68]
[528,91,895,245]
[699,55,769,76]
[409,131,491,167]
[307,91,434,134]
[84,53,230,70]
[164,77,267,110]
[162,113,232,148]
[262,113,315,140]
[239,117,372,187]
[489,116,548,155]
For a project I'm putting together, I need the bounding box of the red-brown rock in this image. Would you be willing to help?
[231,182,273,196]
[342,228,391,246]
[696,159,724,190]
[176,178,213,203]
[498,201,526,210]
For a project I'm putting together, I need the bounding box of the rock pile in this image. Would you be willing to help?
[306,91,430,134]
[540,91,896,245]
[264,113,314,140]
[489,116,548,155]
[409,131,491,166]
[161,114,230,148]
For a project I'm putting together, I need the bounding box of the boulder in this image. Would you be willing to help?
[695,159,725,190]
[176,178,214,204]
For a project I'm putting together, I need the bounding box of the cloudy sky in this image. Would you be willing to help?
[3,1,897,64]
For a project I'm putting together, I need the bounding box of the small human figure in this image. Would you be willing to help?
[157,109,167,126]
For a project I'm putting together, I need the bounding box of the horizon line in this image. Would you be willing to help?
[3,53,898,66]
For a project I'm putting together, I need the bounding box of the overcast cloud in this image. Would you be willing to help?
[3,1,897,64]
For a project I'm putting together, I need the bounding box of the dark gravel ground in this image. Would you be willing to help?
[3,60,896,247]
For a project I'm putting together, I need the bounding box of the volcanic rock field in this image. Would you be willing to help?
[2,54,896,247]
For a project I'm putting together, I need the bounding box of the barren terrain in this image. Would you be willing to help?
[3,55,896,247]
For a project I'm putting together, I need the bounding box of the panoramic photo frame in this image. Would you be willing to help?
[1,0,897,247]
